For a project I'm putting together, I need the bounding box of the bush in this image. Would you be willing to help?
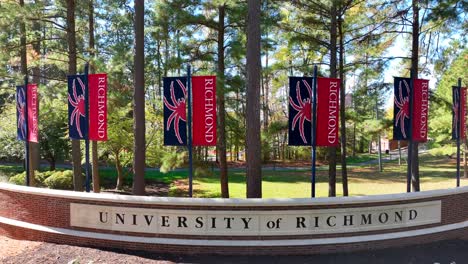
[428,145,457,157]
[35,170,55,184]
[9,172,26,185]
[44,170,74,190]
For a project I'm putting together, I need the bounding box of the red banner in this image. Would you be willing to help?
[88,74,108,141]
[462,88,467,139]
[412,79,429,142]
[316,77,340,147]
[192,76,216,146]
[27,84,39,143]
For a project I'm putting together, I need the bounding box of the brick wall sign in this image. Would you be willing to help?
[70,201,441,236]
[1,183,467,255]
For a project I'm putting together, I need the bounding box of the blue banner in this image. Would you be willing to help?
[16,85,27,141]
[163,77,187,146]
[393,77,411,140]
[68,75,88,140]
[288,77,313,146]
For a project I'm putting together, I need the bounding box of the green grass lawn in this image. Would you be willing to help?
[186,155,468,198]
[345,153,380,165]
[1,154,467,198]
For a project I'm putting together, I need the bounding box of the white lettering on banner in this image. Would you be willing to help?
[97,77,106,139]
[328,82,338,144]
[30,85,38,138]
[70,201,441,236]
[204,78,215,143]
[420,81,429,139]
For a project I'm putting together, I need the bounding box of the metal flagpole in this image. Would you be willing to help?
[457,78,462,187]
[407,73,414,193]
[24,76,30,187]
[84,63,91,192]
[187,65,193,197]
[311,65,318,198]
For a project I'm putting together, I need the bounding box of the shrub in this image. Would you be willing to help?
[35,170,55,184]
[44,170,74,190]
[428,145,457,157]
[9,172,26,185]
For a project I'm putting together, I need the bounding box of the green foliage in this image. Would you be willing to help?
[160,151,186,173]
[0,0,466,193]
[9,172,26,185]
[427,145,457,157]
[9,170,59,187]
[35,170,56,184]
[0,104,24,161]
[43,170,75,190]
[430,49,468,143]
[39,98,70,168]
[101,105,133,167]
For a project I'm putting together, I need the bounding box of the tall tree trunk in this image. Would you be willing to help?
[50,159,56,171]
[352,122,356,157]
[115,154,124,190]
[328,2,338,197]
[411,0,420,192]
[89,0,100,193]
[157,39,162,98]
[132,0,145,195]
[262,4,270,162]
[163,26,169,77]
[376,95,383,172]
[67,0,83,191]
[338,13,348,196]
[398,140,402,165]
[246,0,262,198]
[19,0,27,78]
[217,5,229,198]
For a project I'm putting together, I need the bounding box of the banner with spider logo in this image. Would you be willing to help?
[16,84,38,142]
[288,77,313,146]
[393,77,411,140]
[68,75,88,140]
[393,77,429,142]
[452,86,466,140]
[163,77,188,146]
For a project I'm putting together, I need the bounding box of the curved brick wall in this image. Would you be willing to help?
[0,183,467,255]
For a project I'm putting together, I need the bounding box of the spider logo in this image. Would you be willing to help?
[289,80,312,144]
[395,79,410,138]
[16,88,26,139]
[68,77,86,138]
[164,79,187,144]
[453,88,460,138]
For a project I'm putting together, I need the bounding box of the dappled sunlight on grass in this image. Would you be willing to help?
[187,154,468,198]
[1,154,467,198]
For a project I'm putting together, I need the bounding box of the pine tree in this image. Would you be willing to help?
[246,0,262,198]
